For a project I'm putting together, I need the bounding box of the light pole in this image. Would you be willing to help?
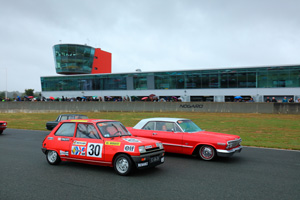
[5,68,7,99]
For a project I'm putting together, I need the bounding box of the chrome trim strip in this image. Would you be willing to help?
[65,157,111,164]
[217,146,242,153]
[162,143,193,148]
[228,138,242,143]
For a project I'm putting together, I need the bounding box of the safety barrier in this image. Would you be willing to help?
[0,102,299,114]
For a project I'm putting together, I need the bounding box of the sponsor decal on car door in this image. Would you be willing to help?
[69,139,105,163]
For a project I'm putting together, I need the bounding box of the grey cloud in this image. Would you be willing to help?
[0,0,299,92]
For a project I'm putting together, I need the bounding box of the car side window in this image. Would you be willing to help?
[156,122,174,132]
[61,116,68,121]
[142,122,155,130]
[55,123,76,137]
[76,123,100,139]
[173,124,182,132]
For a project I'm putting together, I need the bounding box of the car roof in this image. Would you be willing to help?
[60,119,118,123]
[133,117,189,129]
[60,114,87,116]
[140,117,189,122]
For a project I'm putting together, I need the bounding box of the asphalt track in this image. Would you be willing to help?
[0,129,299,200]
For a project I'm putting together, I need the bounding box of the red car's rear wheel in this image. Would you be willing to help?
[46,150,61,165]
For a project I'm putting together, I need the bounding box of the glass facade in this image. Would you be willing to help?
[155,72,185,89]
[53,44,95,74]
[133,73,148,90]
[41,66,300,91]
[41,74,127,91]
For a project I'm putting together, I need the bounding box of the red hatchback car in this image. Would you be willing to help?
[42,119,165,175]
[0,121,7,134]
[127,118,242,161]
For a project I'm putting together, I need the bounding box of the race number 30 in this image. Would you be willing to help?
[87,143,103,158]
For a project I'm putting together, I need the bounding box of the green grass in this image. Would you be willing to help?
[1,112,299,150]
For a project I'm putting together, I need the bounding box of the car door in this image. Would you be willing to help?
[52,122,76,158]
[70,123,105,163]
[134,121,158,138]
[150,121,183,153]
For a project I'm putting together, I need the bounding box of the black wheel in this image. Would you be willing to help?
[113,154,133,176]
[46,150,61,165]
[0,130,3,134]
[199,145,216,161]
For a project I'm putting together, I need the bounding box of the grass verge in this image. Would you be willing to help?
[1,112,299,150]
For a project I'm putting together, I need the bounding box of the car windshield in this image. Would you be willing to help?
[177,120,203,132]
[97,121,131,138]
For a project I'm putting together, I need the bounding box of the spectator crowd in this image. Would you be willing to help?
[265,96,299,103]
[0,95,183,102]
[1,95,299,103]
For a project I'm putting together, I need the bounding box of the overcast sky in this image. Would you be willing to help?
[0,0,299,92]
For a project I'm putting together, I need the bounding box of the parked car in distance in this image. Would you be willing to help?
[42,119,165,175]
[127,118,242,161]
[0,121,7,134]
[46,114,88,130]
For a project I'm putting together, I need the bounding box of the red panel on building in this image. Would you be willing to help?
[91,48,112,74]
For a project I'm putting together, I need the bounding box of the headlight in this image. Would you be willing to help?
[156,142,163,149]
[226,141,234,149]
[138,146,146,153]
[226,143,233,149]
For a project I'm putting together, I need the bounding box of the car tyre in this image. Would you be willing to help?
[0,130,3,134]
[46,150,61,165]
[114,154,132,176]
[199,145,215,161]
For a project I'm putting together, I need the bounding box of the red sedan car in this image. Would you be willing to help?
[127,118,242,161]
[0,121,7,134]
[42,119,165,175]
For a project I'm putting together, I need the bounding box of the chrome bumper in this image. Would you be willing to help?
[216,146,242,157]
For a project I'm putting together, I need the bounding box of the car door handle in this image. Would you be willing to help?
[152,132,157,135]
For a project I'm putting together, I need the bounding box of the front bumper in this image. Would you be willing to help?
[216,146,242,157]
[41,148,47,154]
[131,149,165,169]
